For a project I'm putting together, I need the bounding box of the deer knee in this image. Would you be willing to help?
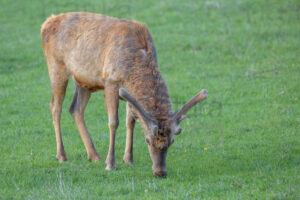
[108,118,119,130]
[50,98,60,115]
[49,101,53,111]
[49,96,55,110]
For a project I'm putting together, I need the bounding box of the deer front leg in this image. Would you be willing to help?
[123,103,136,165]
[104,86,119,170]
[69,84,100,162]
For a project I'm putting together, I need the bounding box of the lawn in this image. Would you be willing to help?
[0,0,299,199]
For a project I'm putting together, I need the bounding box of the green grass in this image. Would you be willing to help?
[1,0,299,199]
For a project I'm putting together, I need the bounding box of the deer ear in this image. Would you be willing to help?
[168,120,182,135]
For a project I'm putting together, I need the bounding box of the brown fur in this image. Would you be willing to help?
[41,12,207,177]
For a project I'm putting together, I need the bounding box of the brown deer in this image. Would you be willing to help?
[41,12,207,177]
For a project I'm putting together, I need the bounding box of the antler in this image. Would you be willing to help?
[119,88,158,136]
[171,89,208,124]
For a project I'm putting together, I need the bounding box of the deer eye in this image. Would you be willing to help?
[170,138,174,145]
[145,138,150,144]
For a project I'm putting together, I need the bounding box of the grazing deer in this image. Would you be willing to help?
[41,12,207,177]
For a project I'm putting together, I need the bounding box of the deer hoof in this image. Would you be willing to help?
[123,159,134,165]
[105,162,116,170]
[123,154,134,165]
[88,154,101,162]
[56,154,68,162]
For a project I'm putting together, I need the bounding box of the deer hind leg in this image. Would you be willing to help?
[48,60,69,162]
[123,103,136,165]
[104,86,119,170]
[69,83,101,162]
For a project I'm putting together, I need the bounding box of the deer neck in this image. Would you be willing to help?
[126,67,172,121]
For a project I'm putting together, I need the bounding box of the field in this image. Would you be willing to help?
[0,0,299,199]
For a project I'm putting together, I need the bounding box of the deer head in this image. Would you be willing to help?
[119,88,208,177]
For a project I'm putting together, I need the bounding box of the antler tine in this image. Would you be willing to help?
[119,88,158,135]
[172,89,208,123]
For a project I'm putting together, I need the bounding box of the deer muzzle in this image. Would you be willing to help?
[148,145,168,178]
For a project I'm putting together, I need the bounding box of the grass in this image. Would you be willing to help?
[0,0,299,199]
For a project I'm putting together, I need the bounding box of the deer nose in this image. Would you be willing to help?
[153,170,167,178]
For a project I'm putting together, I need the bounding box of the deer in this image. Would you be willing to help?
[41,12,208,177]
